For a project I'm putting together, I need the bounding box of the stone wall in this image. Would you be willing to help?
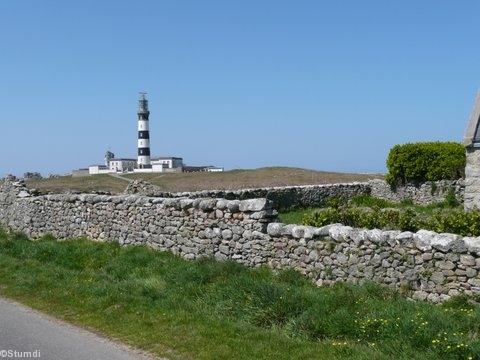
[1,177,480,302]
[266,223,480,303]
[125,179,464,209]
[0,179,276,260]
[464,148,480,210]
[125,180,372,210]
[369,179,464,205]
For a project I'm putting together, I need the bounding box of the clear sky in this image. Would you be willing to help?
[1,1,479,177]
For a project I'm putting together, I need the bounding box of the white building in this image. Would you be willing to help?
[205,166,224,172]
[109,158,136,173]
[151,157,184,171]
[183,165,224,173]
[88,165,112,175]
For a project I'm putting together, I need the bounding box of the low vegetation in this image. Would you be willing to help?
[386,142,465,186]
[279,194,480,237]
[25,167,383,194]
[0,229,480,359]
[25,174,129,194]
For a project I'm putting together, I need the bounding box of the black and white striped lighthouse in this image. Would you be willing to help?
[137,92,151,168]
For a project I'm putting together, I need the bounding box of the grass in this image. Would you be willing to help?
[26,174,129,194]
[0,229,479,359]
[25,167,383,194]
[278,208,315,224]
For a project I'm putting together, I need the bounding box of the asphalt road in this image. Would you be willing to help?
[0,297,156,360]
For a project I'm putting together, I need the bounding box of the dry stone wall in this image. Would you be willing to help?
[266,223,480,303]
[464,148,480,210]
[369,179,464,205]
[1,177,480,302]
[125,179,464,209]
[125,180,372,209]
[0,179,277,263]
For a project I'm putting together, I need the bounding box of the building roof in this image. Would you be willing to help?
[151,156,183,160]
[183,165,215,170]
[110,158,136,161]
[89,165,108,169]
[464,92,480,147]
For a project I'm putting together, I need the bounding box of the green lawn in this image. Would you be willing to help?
[278,208,314,224]
[0,229,479,359]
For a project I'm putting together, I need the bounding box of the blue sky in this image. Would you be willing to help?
[1,1,479,177]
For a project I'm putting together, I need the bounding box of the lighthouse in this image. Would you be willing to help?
[137,92,151,168]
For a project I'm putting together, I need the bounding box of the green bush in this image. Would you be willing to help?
[350,194,395,208]
[386,142,465,186]
[444,188,460,207]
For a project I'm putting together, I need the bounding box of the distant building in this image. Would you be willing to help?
[109,158,136,173]
[206,166,224,172]
[151,157,184,170]
[183,165,224,173]
[88,165,111,175]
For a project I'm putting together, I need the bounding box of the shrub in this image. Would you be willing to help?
[23,172,42,179]
[386,142,465,186]
[350,194,395,208]
[444,188,460,207]
[302,206,480,236]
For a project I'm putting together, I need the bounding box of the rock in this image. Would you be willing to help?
[395,231,414,244]
[329,225,353,242]
[250,210,273,220]
[430,272,445,284]
[412,290,428,301]
[238,199,270,212]
[227,200,240,213]
[219,245,230,254]
[414,230,435,251]
[460,254,476,266]
[216,199,228,210]
[464,237,480,254]
[222,229,233,240]
[199,199,217,211]
[366,229,387,244]
[431,233,461,253]
[422,253,433,261]
[466,268,477,278]
[214,252,228,261]
[17,190,31,198]
[468,278,480,287]
[436,261,455,270]
[267,223,285,237]
[291,226,308,239]
[309,250,319,261]
[336,253,348,265]
[315,224,342,237]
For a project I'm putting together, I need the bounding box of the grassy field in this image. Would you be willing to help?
[124,167,383,193]
[25,167,383,194]
[26,174,129,194]
[0,229,479,359]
